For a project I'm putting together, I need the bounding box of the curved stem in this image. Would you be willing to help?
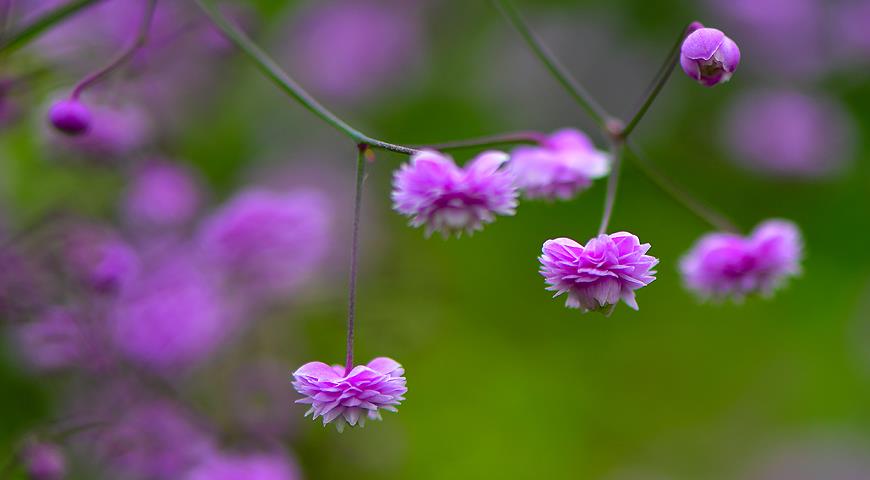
[598,141,623,235]
[621,23,693,139]
[490,0,612,130]
[70,0,157,99]
[625,141,738,232]
[421,131,544,152]
[345,145,368,374]
[194,0,419,156]
[0,0,102,53]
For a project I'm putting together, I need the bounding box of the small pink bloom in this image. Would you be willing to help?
[392,150,518,237]
[680,27,741,86]
[292,357,407,432]
[539,232,658,314]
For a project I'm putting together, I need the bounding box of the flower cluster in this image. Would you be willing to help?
[539,233,659,314]
[292,357,407,432]
[680,220,802,301]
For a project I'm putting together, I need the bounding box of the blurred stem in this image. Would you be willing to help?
[0,0,103,54]
[345,145,368,374]
[490,0,613,131]
[625,141,738,232]
[422,131,544,152]
[621,23,694,139]
[194,0,419,156]
[70,0,157,99]
[598,141,623,235]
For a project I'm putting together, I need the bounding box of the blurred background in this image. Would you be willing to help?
[1,0,869,479]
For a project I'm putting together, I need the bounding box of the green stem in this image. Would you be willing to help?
[422,131,544,152]
[0,0,103,54]
[194,0,418,156]
[71,0,157,99]
[625,141,738,232]
[621,23,693,139]
[345,145,367,374]
[598,141,623,235]
[490,0,612,130]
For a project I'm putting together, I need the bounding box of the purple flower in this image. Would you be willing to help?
[48,98,91,135]
[21,442,65,480]
[680,27,741,86]
[124,160,202,230]
[292,357,407,432]
[392,150,518,237]
[63,226,139,294]
[509,128,610,200]
[724,90,855,179]
[109,251,233,372]
[833,1,870,63]
[539,232,659,314]
[186,450,300,480]
[197,188,331,301]
[15,307,83,371]
[680,219,802,301]
[91,400,213,479]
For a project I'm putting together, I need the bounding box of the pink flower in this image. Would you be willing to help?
[292,357,407,432]
[680,219,802,300]
[186,450,300,480]
[510,129,610,200]
[539,232,658,314]
[392,150,518,237]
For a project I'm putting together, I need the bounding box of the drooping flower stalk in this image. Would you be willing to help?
[598,141,623,235]
[621,22,702,139]
[69,0,157,100]
[345,146,367,374]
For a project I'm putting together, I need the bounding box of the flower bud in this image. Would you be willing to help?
[680,27,741,86]
[48,99,91,135]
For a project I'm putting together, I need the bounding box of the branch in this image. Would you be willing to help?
[0,0,103,53]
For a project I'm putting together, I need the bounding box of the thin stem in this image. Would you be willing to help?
[345,145,367,374]
[70,0,157,99]
[625,141,738,232]
[193,0,419,156]
[598,141,623,235]
[421,131,545,152]
[621,23,693,139]
[0,0,103,54]
[491,0,612,129]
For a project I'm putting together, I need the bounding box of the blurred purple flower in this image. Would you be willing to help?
[292,357,407,432]
[539,232,658,314]
[392,150,518,238]
[0,248,44,317]
[287,0,423,100]
[15,307,83,371]
[679,27,741,86]
[724,90,855,178]
[680,219,802,301]
[706,0,827,78]
[186,450,300,480]
[197,188,331,301]
[92,400,213,480]
[509,128,610,200]
[123,160,202,230]
[109,251,233,372]
[743,435,870,480]
[21,442,65,480]
[63,226,139,294]
[832,1,870,63]
[48,102,152,160]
